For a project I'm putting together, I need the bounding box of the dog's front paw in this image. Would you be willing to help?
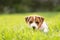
[44,28,49,33]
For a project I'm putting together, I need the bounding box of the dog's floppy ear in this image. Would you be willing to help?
[38,16,44,22]
[41,17,44,22]
[25,16,29,23]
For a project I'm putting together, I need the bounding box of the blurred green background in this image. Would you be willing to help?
[0,0,60,13]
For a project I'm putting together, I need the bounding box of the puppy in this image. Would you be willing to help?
[25,15,49,33]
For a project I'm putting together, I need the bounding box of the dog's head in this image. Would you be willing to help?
[25,16,44,29]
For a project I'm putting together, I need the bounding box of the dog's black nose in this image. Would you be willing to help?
[32,26,35,29]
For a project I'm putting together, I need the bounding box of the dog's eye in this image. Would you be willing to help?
[36,22,39,24]
[29,21,33,24]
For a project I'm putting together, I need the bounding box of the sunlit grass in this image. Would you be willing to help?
[0,12,60,40]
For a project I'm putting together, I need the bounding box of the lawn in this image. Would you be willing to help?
[0,12,60,40]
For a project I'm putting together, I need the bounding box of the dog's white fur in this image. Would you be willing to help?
[40,22,48,33]
[29,21,48,33]
[25,16,49,33]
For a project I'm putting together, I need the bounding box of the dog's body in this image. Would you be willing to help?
[25,15,49,33]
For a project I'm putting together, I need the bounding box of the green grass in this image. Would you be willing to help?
[0,12,60,40]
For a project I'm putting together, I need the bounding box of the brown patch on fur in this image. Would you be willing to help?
[35,16,44,29]
[28,16,34,24]
[25,16,34,23]
[25,17,28,23]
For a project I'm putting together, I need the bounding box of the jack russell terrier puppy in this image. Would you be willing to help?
[25,15,49,33]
